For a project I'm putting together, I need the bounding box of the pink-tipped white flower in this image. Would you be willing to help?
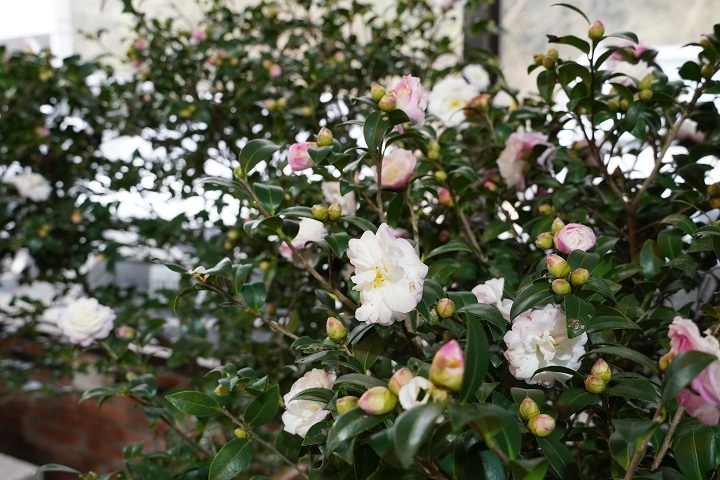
[471,278,513,322]
[504,305,587,387]
[279,218,327,264]
[429,340,465,392]
[389,367,414,395]
[668,317,720,425]
[553,223,596,254]
[388,75,427,125]
[428,76,478,128]
[287,142,316,171]
[348,224,428,325]
[7,172,52,201]
[57,298,116,347]
[282,369,336,437]
[377,148,417,189]
[358,386,397,415]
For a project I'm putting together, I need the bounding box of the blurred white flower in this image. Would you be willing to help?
[279,218,327,264]
[471,278,513,321]
[610,60,655,87]
[428,77,478,128]
[282,369,336,437]
[462,64,490,91]
[398,376,434,410]
[322,181,357,216]
[57,297,116,347]
[348,224,428,325]
[7,172,51,201]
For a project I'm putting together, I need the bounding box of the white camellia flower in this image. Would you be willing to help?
[348,223,428,325]
[462,64,491,91]
[503,304,587,387]
[428,76,479,128]
[609,60,655,87]
[7,172,52,201]
[279,218,327,264]
[322,181,357,216]
[398,376,434,410]
[281,369,336,438]
[471,278,513,322]
[496,136,526,189]
[57,297,116,347]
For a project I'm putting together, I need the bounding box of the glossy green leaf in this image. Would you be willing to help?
[354,328,389,372]
[343,215,378,233]
[244,384,280,426]
[557,387,599,414]
[325,408,389,460]
[459,315,489,403]
[564,294,595,338]
[241,282,267,311]
[457,303,508,336]
[335,374,386,391]
[426,240,472,259]
[393,403,445,468]
[609,419,657,471]
[35,464,82,474]
[567,250,600,272]
[209,438,253,480]
[240,139,280,174]
[364,110,389,154]
[537,69,557,102]
[510,282,554,320]
[661,214,697,235]
[509,458,549,480]
[302,421,333,446]
[661,350,716,404]
[325,232,349,258]
[538,436,579,480]
[673,421,718,480]
[253,183,284,215]
[658,229,683,260]
[166,391,220,417]
[591,345,659,374]
[606,378,660,403]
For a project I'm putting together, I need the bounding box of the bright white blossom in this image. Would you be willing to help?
[471,278,513,321]
[504,304,587,387]
[398,376,434,410]
[348,223,428,325]
[7,172,52,201]
[282,369,336,437]
[462,64,491,91]
[322,181,357,216]
[610,60,655,87]
[428,76,478,128]
[57,297,116,347]
[279,218,327,264]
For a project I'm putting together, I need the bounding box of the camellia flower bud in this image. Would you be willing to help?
[547,48,559,60]
[434,170,448,183]
[535,232,554,249]
[585,374,606,394]
[388,367,414,395]
[546,254,571,279]
[570,268,590,286]
[438,188,454,207]
[608,99,620,113]
[234,428,249,439]
[312,204,329,222]
[701,64,714,80]
[116,326,136,339]
[527,413,556,437]
[591,358,612,382]
[327,203,342,221]
[336,395,359,415]
[639,89,653,101]
[551,217,566,234]
[436,298,456,318]
[234,166,244,180]
[533,53,544,65]
[707,181,720,197]
[542,56,556,69]
[371,83,386,102]
[538,204,553,215]
[429,340,465,392]
[317,127,333,147]
[378,93,397,111]
[214,384,231,396]
[519,396,540,420]
[552,278,571,295]
[428,305,440,325]
[300,106,314,117]
[658,352,675,373]
[357,386,397,415]
[588,20,605,40]
[326,316,348,344]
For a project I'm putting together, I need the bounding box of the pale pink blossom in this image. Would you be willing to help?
[554,223,596,254]
[388,75,427,125]
[279,218,327,264]
[322,181,357,216]
[269,64,282,79]
[377,148,416,189]
[282,369,336,437]
[7,172,52,201]
[288,142,316,171]
[191,29,206,41]
[134,38,149,51]
[496,131,553,190]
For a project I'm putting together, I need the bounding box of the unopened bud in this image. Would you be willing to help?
[547,48,559,60]
[371,83,386,102]
[234,428,249,439]
[699,37,712,50]
[434,170,448,183]
[710,198,720,209]
[428,305,440,325]
[233,166,244,180]
[438,188,454,207]
[378,93,397,111]
[317,127,333,147]
[483,181,498,192]
[591,358,612,382]
[608,99,620,112]
[116,326,136,339]
[535,232,554,249]
[570,268,590,286]
[519,396,540,421]
[542,56,556,69]
[429,340,465,392]
[214,384,231,396]
[431,388,448,402]
[336,395,359,415]
[357,386,397,415]
[312,204,329,222]
[300,106,314,117]
[71,209,83,225]
[436,298,456,318]
[585,375,606,394]
[701,64,714,80]
[551,217,565,234]
[538,204,553,215]
[552,278,571,295]
[326,316,348,344]
[388,367,414,395]
[527,413,556,437]
[546,254,571,278]
[638,74,654,90]
[427,149,439,161]
[707,181,720,197]
[588,20,605,41]
[639,89,653,101]
[429,140,440,153]
[327,203,342,221]
[619,99,630,112]
[533,53,545,65]
[276,97,287,108]
[658,352,675,373]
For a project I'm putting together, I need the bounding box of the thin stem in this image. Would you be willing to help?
[651,406,685,471]
[376,152,386,224]
[221,407,309,480]
[405,188,420,256]
[623,404,663,480]
[448,185,484,262]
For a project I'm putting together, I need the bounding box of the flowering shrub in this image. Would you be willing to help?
[4,2,720,480]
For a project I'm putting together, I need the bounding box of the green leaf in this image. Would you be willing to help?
[609,419,657,471]
[567,250,600,272]
[459,315,489,403]
[326,408,389,460]
[209,438,253,480]
[425,240,472,259]
[364,111,390,153]
[557,388,599,414]
[166,391,220,417]
[537,70,557,102]
[457,303,508,336]
[204,257,234,279]
[303,421,333,446]
[547,34,590,54]
[591,345,659,375]
[35,464,82,474]
[253,183,284,215]
[658,229,683,260]
[606,378,660,404]
[326,232,350,258]
[393,403,445,468]
[240,139,280,174]
[582,277,618,302]
[551,2,590,23]
[343,216,378,233]
[533,365,586,382]
[640,239,661,279]
[661,350,716,404]
[335,374,386,391]
[354,328,390,372]
[673,421,718,480]
[563,295,595,338]
[509,458,550,480]
[538,436,579,480]
[510,282,554,320]
[231,264,254,296]
[241,282,267,311]
[289,387,335,403]
[661,214,697,236]
[587,315,640,333]
[244,384,280,426]
[79,386,120,403]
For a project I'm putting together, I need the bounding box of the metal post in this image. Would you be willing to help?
[464,0,501,59]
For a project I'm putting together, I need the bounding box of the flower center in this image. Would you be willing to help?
[535,332,557,360]
[372,267,388,288]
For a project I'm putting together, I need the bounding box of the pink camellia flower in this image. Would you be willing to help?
[438,187,454,207]
[429,340,465,391]
[134,38,149,51]
[388,75,427,125]
[269,64,282,79]
[554,223,596,254]
[287,142,316,171]
[668,317,720,425]
[497,131,554,190]
[377,148,417,189]
[191,29,206,41]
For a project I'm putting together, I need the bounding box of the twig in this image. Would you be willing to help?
[623,404,663,480]
[405,188,420,256]
[651,406,685,471]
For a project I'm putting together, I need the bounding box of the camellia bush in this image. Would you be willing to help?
[4,1,720,480]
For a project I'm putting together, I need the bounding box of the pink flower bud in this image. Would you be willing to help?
[288,142,316,171]
[551,278,571,295]
[554,223,596,254]
[326,317,348,344]
[588,20,605,40]
[134,38,149,51]
[388,367,414,395]
[357,386,397,415]
[570,268,590,286]
[585,374,606,394]
[519,396,540,420]
[317,127,333,147]
[546,254,571,279]
[535,232,554,249]
[191,29,206,41]
[436,298,456,318]
[378,148,416,189]
[378,93,397,111]
[429,340,465,392]
[387,75,427,125]
[269,64,282,79]
[438,188,454,207]
[551,217,566,234]
[371,83,386,102]
[527,413,556,437]
[591,358,612,381]
[116,326,136,339]
[336,396,359,415]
